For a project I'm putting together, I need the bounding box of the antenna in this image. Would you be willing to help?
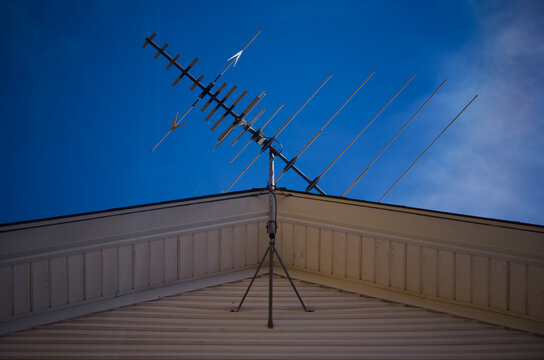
[342,78,448,197]
[142,29,323,329]
[142,28,477,328]
[379,95,478,202]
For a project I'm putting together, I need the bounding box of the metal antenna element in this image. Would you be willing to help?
[229,104,284,165]
[379,95,478,202]
[271,74,332,140]
[146,29,262,152]
[306,73,416,192]
[214,91,266,150]
[226,75,332,192]
[231,108,265,146]
[213,28,262,84]
[342,78,448,197]
[151,112,187,152]
[276,70,375,182]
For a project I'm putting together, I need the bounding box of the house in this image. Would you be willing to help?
[1,188,543,358]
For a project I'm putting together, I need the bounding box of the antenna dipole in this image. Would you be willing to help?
[379,95,478,202]
[276,70,375,182]
[305,73,416,192]
[342,78,448,197]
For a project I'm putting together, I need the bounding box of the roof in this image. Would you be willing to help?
[1,188,543,353]
[2,275,543,359]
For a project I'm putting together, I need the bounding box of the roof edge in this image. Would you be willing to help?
[280,189,544,232]
[0,188,268,231]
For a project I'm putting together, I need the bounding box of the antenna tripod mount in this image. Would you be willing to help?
[231,149,312,328]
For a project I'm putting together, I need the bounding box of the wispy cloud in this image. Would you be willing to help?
[393,1,544,224]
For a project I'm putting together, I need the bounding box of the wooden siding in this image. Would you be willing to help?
[276,220,544,326]
[0,191,270,333]
[1,276,543,359]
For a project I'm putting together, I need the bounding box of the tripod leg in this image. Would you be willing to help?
[273,248,313,312]
[231,246,270,312]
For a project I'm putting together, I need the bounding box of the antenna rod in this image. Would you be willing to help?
[151,101,195,152]
[271,74,332,140]
[229,104,284,165]
[213,28,262,84]
[276,70,375,182]
[146,30,263,152]
[379,95,478,202]
[342,78,447,196]
[306,73,416,192]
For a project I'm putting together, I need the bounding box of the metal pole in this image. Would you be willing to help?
[267,149,276,328]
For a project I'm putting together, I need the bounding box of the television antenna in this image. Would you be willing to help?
[142,29,477,328]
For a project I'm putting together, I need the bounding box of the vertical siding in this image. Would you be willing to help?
[307,227,320,272]
[2,220,265,323]
[319,229,332,275]
[362,236,375,283]
[332,232,346,278]
[233,225,246,269]
[472,256,489,307]
[133,244,149,290]
[406,244,421,293]
[274,221,544,324]
[438,250,454,300]
[101,248,117,296]
[0,267,11,318]
[390,242,406,290]
[375,239,390,287]
[293,224,306,270]
[164,237,178,283]
[346,234,360,280]
[117,246,132,293]
[67,254,84,303]
[50,257,67,308]
[527,265,544,319]
[206,230,220,274]
[31,260,49,311]
[281,223,294,267]
[455,253,471,303]
[490,259,508,311]
[13,264,30,315]
[257,221,268,263]
[179,235,193,279]
[246,223,258,266]
[193,232,207,277]
[421,248,437,297]
[149,239,165,287]
[220,228,233,271]
[2,217,543,329]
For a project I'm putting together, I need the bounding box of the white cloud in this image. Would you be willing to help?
[395,2,544,224]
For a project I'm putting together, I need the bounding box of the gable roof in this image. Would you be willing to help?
[2,275,543,359]
[1,189,543,339]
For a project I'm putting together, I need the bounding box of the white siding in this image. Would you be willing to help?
[2,276,543,359]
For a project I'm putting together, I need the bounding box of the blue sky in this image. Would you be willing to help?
[1,0,543,225]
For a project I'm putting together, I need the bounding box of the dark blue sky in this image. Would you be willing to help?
[1,0,543,225]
